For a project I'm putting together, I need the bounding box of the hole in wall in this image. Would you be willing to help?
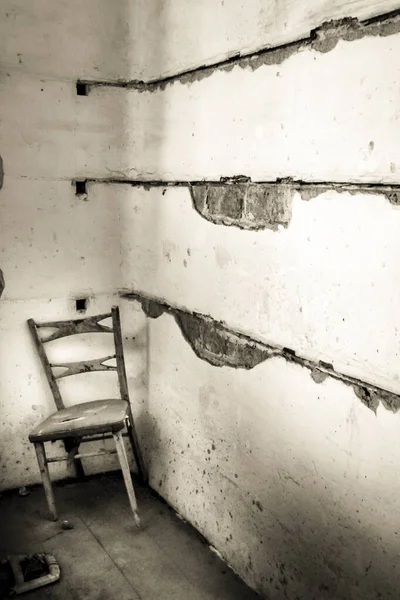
[75,298,88,312]
[76,82,88,96]
[75,180,87,196]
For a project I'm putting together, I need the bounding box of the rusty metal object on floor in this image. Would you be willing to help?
[2,553,60,596]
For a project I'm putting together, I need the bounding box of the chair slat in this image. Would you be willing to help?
[47,448,117,462]
[38,313,113,343]
[51,354,117,379]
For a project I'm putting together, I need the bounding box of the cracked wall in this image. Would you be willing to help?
[120,184,400,397]
[190,183,293,231]
[130,292,400,414]
[3,1,400,598]
[4,28,400,183]
[2,1,399,83]
[119,168,400,597]
[88,10,400,91]
[143,310,400,600]
[107,5,400,599]
[189,179,400,231]
[139,295,275,368]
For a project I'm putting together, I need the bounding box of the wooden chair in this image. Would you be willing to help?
[27,306,146,527]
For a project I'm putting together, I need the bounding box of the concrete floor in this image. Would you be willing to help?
[0,473,262,599]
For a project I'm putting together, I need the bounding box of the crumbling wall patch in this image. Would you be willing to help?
[83,10,400,92]
[189,179,400,230]
[175,311,276,368]
[124,291,400,414]
[190,183,293,231]
[85,178,400,225]
[138,296,277,368]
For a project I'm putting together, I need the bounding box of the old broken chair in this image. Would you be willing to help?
[27,306,146,527]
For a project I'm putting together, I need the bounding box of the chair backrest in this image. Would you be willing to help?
[28,306,130,412]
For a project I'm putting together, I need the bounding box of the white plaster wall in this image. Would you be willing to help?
[121,185,400,395]
[0,0,397,81]
[0,73,127,180]
[0,178,122,301]
[146,312,400,599]
[0,0,136,80]
[113,2,400,598]
[134,0,400,79]
[0,0,145,488]
[4,30,400,183]
[32,31,397,183]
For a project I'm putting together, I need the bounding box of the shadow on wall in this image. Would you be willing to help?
[224,386,399,599]
[249,484,397,599]
[224,387,397,599]
[135,312,400,600]
[140,399,397,599]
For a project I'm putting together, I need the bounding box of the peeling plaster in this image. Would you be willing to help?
[140,294,276,367]
[190,183,293,231]
[86,178,400,223]
[296,181,400,205]
[191,182,400,228]
[310,368,329,384]
[311,13,400,53]
[175,312,275,368]
[84,10,400,92]
[124,291,400,413]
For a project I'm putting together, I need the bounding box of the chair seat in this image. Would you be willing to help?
[29,399,129,442]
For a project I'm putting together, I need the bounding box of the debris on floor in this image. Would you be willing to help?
[18,487,30,497]
[0,474,261,599]
[0,553,60,598]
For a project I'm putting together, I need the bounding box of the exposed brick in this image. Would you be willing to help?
[244,185,292,229]
[175,312,203,348]
[201,321,227,357]
[190,183,293,230]
[206,186,245,220]
[126,291,400,413]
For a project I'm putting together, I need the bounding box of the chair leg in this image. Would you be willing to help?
[113,431,140,528]
[34,442,57,521]
[126,411,148,484]
[73,456,85,479]
[64,437,85,479]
